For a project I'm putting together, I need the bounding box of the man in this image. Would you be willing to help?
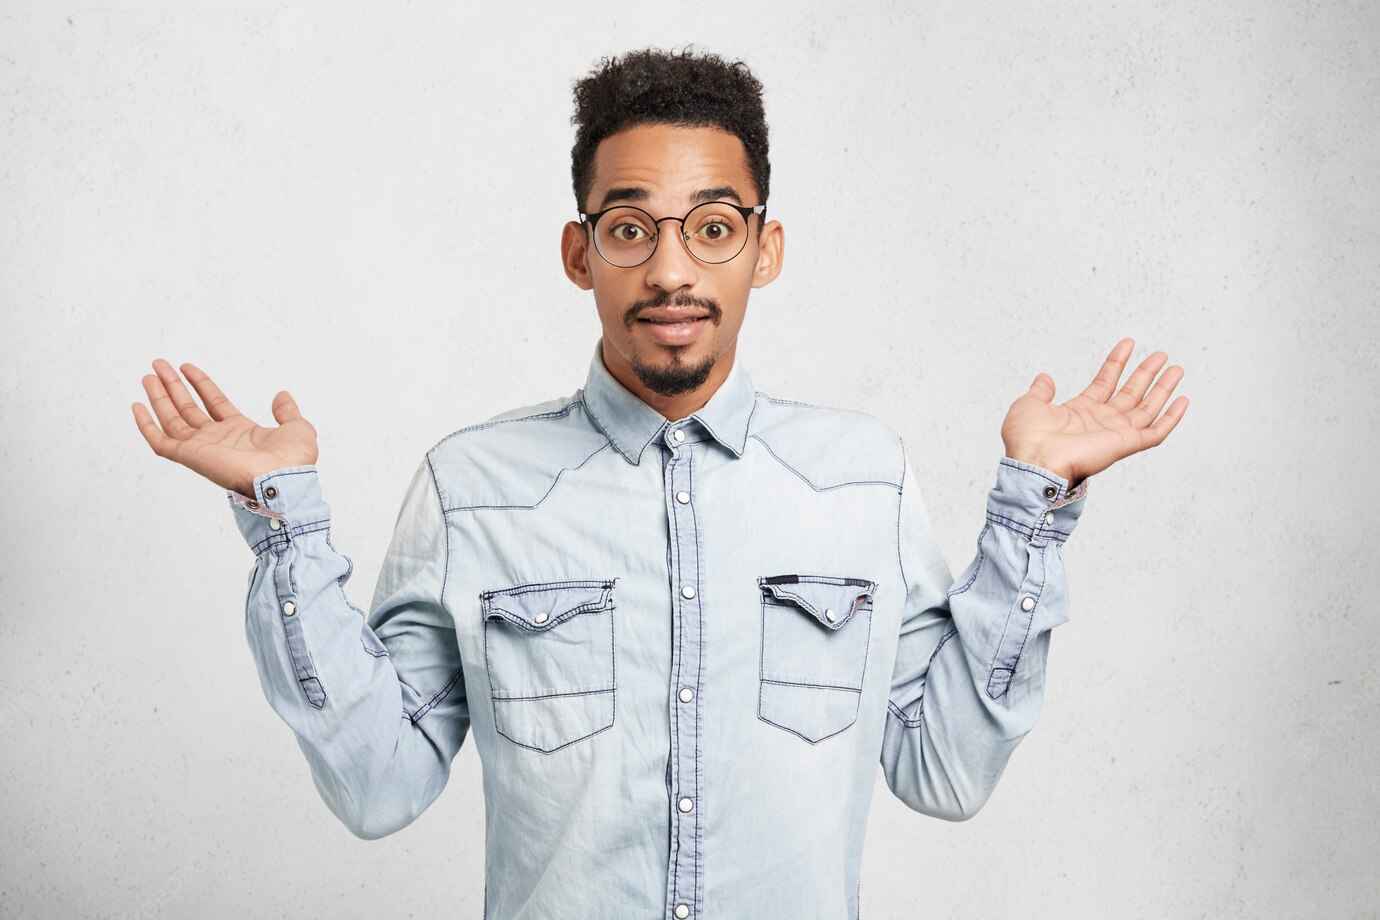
[132,47,1186,920]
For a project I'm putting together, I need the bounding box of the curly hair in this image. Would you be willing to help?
[569,45,770,226]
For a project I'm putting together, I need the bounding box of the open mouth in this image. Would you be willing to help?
[637,317,709,326]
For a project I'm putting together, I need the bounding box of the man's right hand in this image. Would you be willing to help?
[132,358,319,497]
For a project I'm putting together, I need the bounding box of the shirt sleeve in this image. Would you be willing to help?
[880,450,1090,821]
[226,456,469,839]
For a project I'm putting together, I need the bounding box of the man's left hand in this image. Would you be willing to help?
[1000,337,1188,489]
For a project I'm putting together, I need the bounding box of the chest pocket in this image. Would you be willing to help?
[481,578,617,753]
[758,574,876,743]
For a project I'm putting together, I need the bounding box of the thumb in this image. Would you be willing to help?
[1026,372,1055,403]
[271,390,301,425]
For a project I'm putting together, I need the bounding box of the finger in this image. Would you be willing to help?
[271,390,302,425]
[151,358,212,428]
[131,401,183,461]
[181,362,243,422]
[141,372,197,440]
[1078,338,1135,403]
[1106,351,1169,414]
[1025,372,1056,403]
[1139,396,1189,449]
[1126,364,1184,429]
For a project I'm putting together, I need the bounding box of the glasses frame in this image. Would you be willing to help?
[578,200,768,268]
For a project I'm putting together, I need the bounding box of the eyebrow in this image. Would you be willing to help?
[595,184,743,211]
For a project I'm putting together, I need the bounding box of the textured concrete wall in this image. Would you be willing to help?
[2,2,1376,917]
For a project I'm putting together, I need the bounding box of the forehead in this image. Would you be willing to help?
[589,122,753,209]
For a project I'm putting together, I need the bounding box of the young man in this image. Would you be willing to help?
[132,47,1186,920]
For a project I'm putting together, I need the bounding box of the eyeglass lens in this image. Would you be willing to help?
[593,202,749,267]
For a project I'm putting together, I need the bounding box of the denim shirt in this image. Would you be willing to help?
[226,338,1090,920]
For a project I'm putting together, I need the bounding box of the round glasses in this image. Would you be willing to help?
[579,200,767,268]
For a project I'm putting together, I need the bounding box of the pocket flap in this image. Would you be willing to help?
[758,574,876,630]
[482,578,615,631]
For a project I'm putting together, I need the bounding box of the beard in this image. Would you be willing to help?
[628,347,716,397]
[624,289,722,396]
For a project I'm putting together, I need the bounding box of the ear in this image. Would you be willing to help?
[561,220,594,291]
[750,218,784,289]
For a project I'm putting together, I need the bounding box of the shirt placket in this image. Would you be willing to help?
[661,420,704,920]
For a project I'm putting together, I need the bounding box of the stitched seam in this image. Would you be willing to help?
[986,509,1072,542]
[948,523,990,597]
[750,433,902,491]
[444,440,612,513]
[432,397,582,452]
[581,391,660,465]
[409,664,464,724]
[248,518,332,556]
[998,456,1064,487]
[886,625,958,728]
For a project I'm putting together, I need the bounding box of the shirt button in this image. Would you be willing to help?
[675,905,690,918]
[282,600,296,616]
[681,585,696,599]
[264,485,278,499]
[672,428,685,442]
[1043,485,1057,499]
[679,687,694,703]
[245,499,259,510]
[1044,511,1055,525]
[1020,596,1035,611]
[533,611,549,624]
[824,608,837,622]
[678,797,694,813]
[676,490,690,504]
[269,518,281,531]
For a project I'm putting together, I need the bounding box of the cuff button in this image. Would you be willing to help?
[264,485,278,499]
[1042,485,1057,499]
[269,518,281,531]
[245,499,259,510]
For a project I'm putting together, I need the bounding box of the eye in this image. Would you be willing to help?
[611,222,647,242]
[697,220,733,241]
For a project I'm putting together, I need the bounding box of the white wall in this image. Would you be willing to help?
[2,2,1376,917]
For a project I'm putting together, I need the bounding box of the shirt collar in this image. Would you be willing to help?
[580,338,756,465]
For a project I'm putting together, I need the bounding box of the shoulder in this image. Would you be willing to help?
[424,392,610,511]
[748,390,905,491]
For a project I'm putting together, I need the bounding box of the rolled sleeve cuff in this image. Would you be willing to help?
[225,465,330,554]
[985,457,1090,544]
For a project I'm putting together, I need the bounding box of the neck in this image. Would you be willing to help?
[601,338,736,422]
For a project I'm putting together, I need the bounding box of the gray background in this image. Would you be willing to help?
[2,1,1376,918]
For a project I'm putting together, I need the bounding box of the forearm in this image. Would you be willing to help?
[881,456,1088,820]
[230,464,468,839]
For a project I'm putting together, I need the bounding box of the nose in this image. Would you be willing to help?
[642,218,699,293]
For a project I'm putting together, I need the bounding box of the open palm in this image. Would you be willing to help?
[1000,338,1188,488]
[131,359,318,497]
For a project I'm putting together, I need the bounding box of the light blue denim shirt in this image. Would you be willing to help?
[226,337,1090,920]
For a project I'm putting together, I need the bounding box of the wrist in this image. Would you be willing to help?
[1003,451,1075,486]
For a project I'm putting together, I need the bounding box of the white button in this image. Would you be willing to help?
[825,608,837,622]
[534,611,549,624]
[678,797,693,813]
[679,687,694,703]
[269,518,281,531]
[282,601,296,616]
[1044,511,1055,524]
[681,585,696,599]
[675,905,690,919]
[1021,596,1035,611]
[676,490,690,504]
[673,428,685,442]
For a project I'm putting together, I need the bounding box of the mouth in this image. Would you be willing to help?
[637,316,710,327]
[635,314,713,345]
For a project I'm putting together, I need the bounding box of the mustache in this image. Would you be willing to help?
[625,290,721,324]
